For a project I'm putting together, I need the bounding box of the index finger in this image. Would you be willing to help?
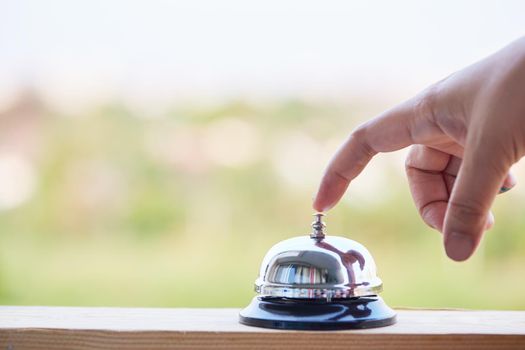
[313,95,435,212]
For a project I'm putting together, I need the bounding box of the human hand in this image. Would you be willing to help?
[313,37,525,261]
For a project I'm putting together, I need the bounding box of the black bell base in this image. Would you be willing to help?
[239,296,396,330]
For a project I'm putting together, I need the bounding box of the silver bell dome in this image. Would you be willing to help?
[254,213,383,300]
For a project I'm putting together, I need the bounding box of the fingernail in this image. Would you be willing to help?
[321,202,335,212]
[312,198,334,212]
[508,173,517,187]
[445,232,474,261]
[485,212,495,230]
[499,186,511,193]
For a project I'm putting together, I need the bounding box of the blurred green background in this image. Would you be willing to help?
[0,94,524,310]
[1,0,524,310]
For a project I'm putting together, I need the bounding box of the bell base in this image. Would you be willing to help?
[239,296,396,330]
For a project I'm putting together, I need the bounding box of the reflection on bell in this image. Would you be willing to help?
[239,213,396,330]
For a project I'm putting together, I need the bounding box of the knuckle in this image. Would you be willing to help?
[414,84,440,123]
[350,124,376,158]
[351,124,368,143]
[404,145,418,170]
[405,163,418,177]
[331,169,350,182]
[421,211,439,230]
[448,198,486,228]
[419,204,434,225]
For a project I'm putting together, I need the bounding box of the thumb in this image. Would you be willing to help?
[443,135,510,261]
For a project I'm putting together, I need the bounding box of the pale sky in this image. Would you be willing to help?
[1,0,524,109]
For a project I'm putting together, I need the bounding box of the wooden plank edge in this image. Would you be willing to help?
[1,329,525,350]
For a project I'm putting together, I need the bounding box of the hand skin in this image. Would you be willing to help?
[313,37,525,262]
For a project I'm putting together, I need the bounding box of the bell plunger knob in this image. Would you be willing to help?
[310,213,326,240]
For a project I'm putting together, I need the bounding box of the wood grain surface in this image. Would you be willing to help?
[0,306,524,349]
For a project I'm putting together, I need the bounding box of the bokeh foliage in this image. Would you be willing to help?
[0,98,524,309]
